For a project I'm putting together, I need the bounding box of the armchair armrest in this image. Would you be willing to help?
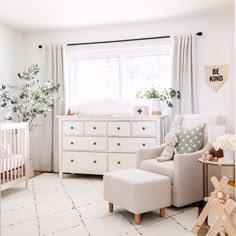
[136,143,167,168]
[173,149,204,206]
[174,149,204,181]
[174,149,204,161]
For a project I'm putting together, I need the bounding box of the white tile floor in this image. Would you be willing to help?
[1,173,197,236]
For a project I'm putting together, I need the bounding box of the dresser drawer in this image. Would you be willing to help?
[85,122,106,136]
[132,121,156,136]
[108,153,136,171]
[63,137,107,151]
[63,121,83,135]
[108,122,131,136]
[108,137,156,153]
[63,152,107,173]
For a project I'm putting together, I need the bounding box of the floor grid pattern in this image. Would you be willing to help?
[1,173,197,236]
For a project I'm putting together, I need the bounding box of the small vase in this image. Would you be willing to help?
[151,98,161,115]
[223,150,235,161]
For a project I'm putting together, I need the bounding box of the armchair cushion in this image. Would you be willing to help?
[174,124,205,154]
[140,160,174,184]
[136,144,166,168]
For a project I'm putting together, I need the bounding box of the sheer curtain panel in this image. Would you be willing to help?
[171,34,198,114]
[40,45,65,172]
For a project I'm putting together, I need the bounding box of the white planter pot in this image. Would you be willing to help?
[151,98,161,115]
[223,150,235,161]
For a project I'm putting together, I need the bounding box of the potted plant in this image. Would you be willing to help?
[136,86,180,115]
[0,64,59,129]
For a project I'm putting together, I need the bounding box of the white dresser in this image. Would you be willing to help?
[58,115,166,177]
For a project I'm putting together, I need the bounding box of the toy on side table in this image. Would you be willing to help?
[192,176,236,236]
[156,132,178,162]
[201,145,224,161]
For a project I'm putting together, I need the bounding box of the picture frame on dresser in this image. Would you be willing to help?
[58,115,167,178]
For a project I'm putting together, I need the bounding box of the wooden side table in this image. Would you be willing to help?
[198,158,235,200]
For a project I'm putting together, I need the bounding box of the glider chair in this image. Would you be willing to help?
[136,114,225,207]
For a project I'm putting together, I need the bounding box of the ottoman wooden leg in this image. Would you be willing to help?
[160,208,165,218]
[135,214,141,225]
[109,202,113,212]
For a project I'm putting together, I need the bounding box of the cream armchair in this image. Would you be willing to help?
[136,115,225,207]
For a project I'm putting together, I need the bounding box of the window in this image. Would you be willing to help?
[73,58,120,100]
[66,41,171,108]
[121,54,171,99]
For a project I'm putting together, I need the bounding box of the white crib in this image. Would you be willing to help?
[0,122,29,191]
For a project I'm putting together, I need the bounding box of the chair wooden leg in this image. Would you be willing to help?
[135,214,141,225]
[109,202,113,212]
[160,208,165,218]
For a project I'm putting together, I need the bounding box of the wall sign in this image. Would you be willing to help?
[205,64,228,92]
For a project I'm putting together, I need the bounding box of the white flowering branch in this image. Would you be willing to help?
[213,134,236,151]
[0,64,59,130]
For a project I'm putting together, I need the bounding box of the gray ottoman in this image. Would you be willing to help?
[104,169,171,224]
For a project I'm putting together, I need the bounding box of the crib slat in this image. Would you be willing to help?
[17,129,20,179]
[17,129,19,178]
[24,126,27,179]
[2,130,6,184]
[20,128,24,178]
[0,131,1,185]
[9,130,13,180]
[25,124,29,180]
[10,131,13,180]
[20,129,23,177]
[4,129,7,184]
[14,129,17,180]
[18,129,20,178]
[6,129,9,182]
[1,129,2,184]
[0,130,2,185]
[17,129,22,177]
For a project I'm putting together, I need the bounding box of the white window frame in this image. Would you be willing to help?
[65,39,172,108]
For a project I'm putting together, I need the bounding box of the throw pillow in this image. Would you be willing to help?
[169,122,181,133]
[175,124,205,154]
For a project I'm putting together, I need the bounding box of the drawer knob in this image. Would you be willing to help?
[93,127,96,130]
[118,161,121,164]
[142,127,146,130]
[142,143,146,146]
[93,142,96,145]
[71,142,74,145]
[117,143,120,146]
[70,126,74,129]
[117,127,120,130]
[71,159,74,162]
[93,160,97,163]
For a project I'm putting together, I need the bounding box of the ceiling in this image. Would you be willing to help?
[0,0,234,32]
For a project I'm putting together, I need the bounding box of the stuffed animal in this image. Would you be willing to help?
[156,132,178,162]
[202,145,224,161]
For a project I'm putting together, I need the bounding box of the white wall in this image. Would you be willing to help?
[22,13,234,169]
[0,23,24,121]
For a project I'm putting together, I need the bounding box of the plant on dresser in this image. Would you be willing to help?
[136,86,181,108]
[136,86,180,115]
[58,115,166,177]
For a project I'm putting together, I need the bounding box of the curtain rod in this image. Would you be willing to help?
[38,32,202,49]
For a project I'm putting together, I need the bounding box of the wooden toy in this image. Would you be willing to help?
[192,176,236,236]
